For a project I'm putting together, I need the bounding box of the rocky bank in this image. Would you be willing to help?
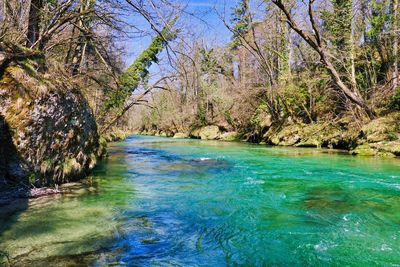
[138,112,400,158]
[0,62,102,189]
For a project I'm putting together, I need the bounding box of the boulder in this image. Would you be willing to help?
[199,126,221,140]
[189,128,201,139]
[0,65,100,186]
[350,144,376,156]
[370,141,400,156]
[173,132,188,138]
[361,112,400,143]
[220,131,238,141]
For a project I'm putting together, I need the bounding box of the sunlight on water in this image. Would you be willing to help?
[1,135,399,266]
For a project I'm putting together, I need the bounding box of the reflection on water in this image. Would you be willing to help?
[0,135,399,266]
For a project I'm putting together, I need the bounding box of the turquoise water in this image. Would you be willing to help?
[1,135,400,266]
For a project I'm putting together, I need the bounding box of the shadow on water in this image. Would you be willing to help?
[0,115,30,266]
[0,154,133,266]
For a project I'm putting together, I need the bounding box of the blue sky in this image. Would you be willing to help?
[123,0,236,66]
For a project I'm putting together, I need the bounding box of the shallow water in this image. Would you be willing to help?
[1,135,400,266]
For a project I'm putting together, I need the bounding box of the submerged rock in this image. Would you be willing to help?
[0,64,100,187]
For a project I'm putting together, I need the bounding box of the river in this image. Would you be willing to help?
[1,135,399,266]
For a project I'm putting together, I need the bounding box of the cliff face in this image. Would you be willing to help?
[0,64,101,187]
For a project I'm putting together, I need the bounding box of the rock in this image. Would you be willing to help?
[370,141,400,156]
[377,151,396,158]
[0,65,100,186]
[296,138,321,148]
[361,112,400,143]
[351,143,376,156]
[265,124,301,146]
[260,114,273,128]
[199,126,221,140]
[189,128,201,139]
[220,131,238,141]
[173,132,188,138]
[159,131,167,137]
[285,134,301,146]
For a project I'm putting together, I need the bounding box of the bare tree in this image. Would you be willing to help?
[272,0,375,118]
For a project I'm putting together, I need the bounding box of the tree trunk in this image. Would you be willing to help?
[26,0,43,47]
[393,0,399,93]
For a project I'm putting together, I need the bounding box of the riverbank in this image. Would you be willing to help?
[136,111,400,158]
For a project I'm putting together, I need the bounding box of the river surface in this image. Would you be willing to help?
[1,135,400,266]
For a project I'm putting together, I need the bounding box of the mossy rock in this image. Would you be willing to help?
[377,151,396,158]
[362,112,400,142]
[189,128,201,139]
[0,65,100,186]
[220,132,238,141]
[62,158,82,177]
[370,141,400,156]
[173,132,188,139]
[199,126,220,140]
[351,144,376,156]
[296,138,321,148]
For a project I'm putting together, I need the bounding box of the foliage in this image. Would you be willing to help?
[230,0,251,50]
[322,0,352,50]
[390,89,400,110]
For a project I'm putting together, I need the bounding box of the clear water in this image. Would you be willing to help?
[1,135,400,266]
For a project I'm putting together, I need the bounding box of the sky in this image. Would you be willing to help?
[123,0,236,66]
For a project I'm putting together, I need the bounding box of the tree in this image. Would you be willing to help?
[272,0,375,118]
[392,0,399,92]
[26,0,44,47]
[100,17,179,132]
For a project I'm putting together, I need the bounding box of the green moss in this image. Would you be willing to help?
[28,173,36,185]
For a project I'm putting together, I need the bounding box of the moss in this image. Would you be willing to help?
[63,158,81,177]
[40,159,53,174]
[28,173,36,185]
[0,250,10,267]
